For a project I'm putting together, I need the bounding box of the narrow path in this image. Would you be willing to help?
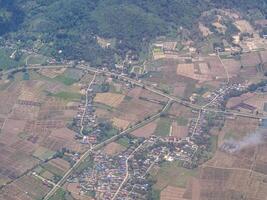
[79,73,96,135]
[32,172,56,187]
[217,52,230,83]
[111,142,144,200]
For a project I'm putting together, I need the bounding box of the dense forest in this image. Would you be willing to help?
[1,0,267,67]
[0,0,24,35]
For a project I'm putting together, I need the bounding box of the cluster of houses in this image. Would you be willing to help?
[68,139,143,199]
[67,135,203,199]
[70,82,99,144]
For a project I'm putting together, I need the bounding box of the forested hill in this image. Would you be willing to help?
[2,0,267,67]
[0,0,24,35]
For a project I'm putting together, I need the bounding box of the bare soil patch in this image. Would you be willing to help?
[130,120,158,138]
[103,142,126,155]
[94,92,125,108]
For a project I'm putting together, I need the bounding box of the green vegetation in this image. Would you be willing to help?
[17,131,29,140]
[209,135,218,153]
[0,48,25,70]
[148,188,160,200]
[94,102,114,112]
[150,161,198,190]
[264,103,267,112]
[26,55,47,65]
[33,147,56,161]
[154,117,172,137]
[48,188,73,200]
[74,155,94,174]
[54,74,76,85]
[1,1,267,68]
[41,163,65,177]
[176,116,188,126]
[0,1,24,35]
[50,91,82,101]
[99,127,118,142]
[116,137,131,148]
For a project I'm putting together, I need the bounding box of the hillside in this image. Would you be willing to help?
[0,0,24,35]
[1,0,267,67]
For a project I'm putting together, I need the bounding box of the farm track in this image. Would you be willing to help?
[201,162,267,177]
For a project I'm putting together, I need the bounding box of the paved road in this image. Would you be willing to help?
[43,100,171,200]
[1,65,266,119]
[79,73,96,135]
[2,63,266,199]
[111,142,144,200]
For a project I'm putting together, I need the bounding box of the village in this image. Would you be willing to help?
[60,70,267,200]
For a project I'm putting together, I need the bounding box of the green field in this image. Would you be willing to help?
[154,117,172,137]
[264,103,267,112]
[54,74,77,85]
[176,116,188,126]
[74,155,94,174]
[100,128,118,142]
[150,161,198,190]
[41,162,65,177]
[0,48,24,70]
[116,137,131,148]
[26,54,47,65]
[32,147,56,161]
[48,188,73,200]
[50,91,82,101]
[210,135,218,153]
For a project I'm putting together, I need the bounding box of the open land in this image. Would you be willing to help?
[1,9,267,200]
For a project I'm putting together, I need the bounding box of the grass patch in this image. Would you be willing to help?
[93,102,114,112]
[41,163,65,177]
[209,135,218,153]
[124,95,133,101]
[223,131,238,140]
[48,188,72,200]
[150,161,198,190]
[176,116,188,126]
[18,132,30,140]
[183,82,196,98]
[264,103,267,112]
[26,54,47,65]
[33,147,56,161]
[54,74,77,85]
[0,48,24,70]
[33,166,46,174]
[154,117,172,137]
[74,155,94,174]
[148,188,160,200]
[116,137,131,148]
[50,91,82,101]
[99,128,118,142]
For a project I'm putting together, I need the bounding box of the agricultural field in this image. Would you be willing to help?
[130,120,158,138]
[154,117,172,137]
[219,116,259,142]
[1,3,267,200]
[160,186,187,200]
[0,48,27,70]
[94,80,167,127]
[150,161,198,195]
[103,142,126,155]
[94,92,125,108]
[0,69,85,194]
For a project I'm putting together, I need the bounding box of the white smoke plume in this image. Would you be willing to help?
[220,130,267,154]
